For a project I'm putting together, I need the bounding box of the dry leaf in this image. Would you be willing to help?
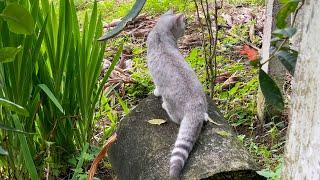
[147,119,167,125]
[222,71,239,90]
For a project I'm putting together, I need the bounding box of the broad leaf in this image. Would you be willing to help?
[38,84,65,114]
[259,70,284,111]
[275,49,297,75]
[0,3,35,34]
[98,0,146,40]
[276,0,299,28]
[0,46,21,63]
[0,98,29,116]
[273,28,297,38]
[0,146,8,156]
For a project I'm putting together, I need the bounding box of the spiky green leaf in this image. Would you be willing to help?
[38,84,65,114]
[0,98,29,116]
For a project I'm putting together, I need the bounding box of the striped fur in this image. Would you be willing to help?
[146,10,207,178]
[169,112,204,178]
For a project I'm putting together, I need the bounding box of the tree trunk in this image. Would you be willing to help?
[282,0,320,179]
[257,0,286,124]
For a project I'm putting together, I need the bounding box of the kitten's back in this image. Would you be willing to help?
[147,11,207,178]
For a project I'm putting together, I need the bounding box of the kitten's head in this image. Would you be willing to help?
[155,10,186,39]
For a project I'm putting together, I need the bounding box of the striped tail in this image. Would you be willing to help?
[169,112,204,178]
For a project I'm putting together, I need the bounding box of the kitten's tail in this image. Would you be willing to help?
[169,112,204,178]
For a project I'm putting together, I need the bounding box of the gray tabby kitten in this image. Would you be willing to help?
[147,10,211,178]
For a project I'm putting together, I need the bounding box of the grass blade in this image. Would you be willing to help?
[93,44,123,104]
[38,84,65,114]
[12,115,39,180]
[0,98,29,116]
[0,123,34,134]
[71,142,89,180]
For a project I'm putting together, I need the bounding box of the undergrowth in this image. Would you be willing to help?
[52,0,283,179]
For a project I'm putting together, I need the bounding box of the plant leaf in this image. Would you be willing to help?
[259,70,284,111]
[114,92,130,115]
[0,3,35,34]
[94,44,123,104]
[0,46,22,63]
[0,98,29,116]
[0,123,34,134]
[148,119,167,125]
[273,27,297,38]
[0,146,8,156]
[276,0,299,28]
[275,49,297,75]
[98,0,146,40]
[71,143,89,180]
[12,115,39,179]
[38,84,65,114]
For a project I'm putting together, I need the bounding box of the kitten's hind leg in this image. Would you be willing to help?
[161,101,169,112]
[162,101,180,124]
[153,87,161,97]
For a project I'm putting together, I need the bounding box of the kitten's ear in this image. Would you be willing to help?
[175,13,185,25]
[164,9,174,15]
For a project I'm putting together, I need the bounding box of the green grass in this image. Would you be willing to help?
[75,0,195,24]
[227,0,265,6]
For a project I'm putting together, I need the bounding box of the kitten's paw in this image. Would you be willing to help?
[154,88,160,97]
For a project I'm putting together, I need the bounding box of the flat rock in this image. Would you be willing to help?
[109,95,264,180]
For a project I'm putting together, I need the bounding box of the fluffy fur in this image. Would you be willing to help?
[146,10,208,178]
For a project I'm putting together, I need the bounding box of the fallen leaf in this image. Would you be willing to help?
[239,45,259,61]
[222,71,239,90]
[216,130,231,137]
[147,119,167,125]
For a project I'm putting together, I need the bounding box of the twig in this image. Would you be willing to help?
[193,0,210,88]
[212,0,219,96]
[87,133,117,180]
[261,38,287,66]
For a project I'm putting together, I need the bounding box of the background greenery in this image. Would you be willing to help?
[0,0,290,179]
